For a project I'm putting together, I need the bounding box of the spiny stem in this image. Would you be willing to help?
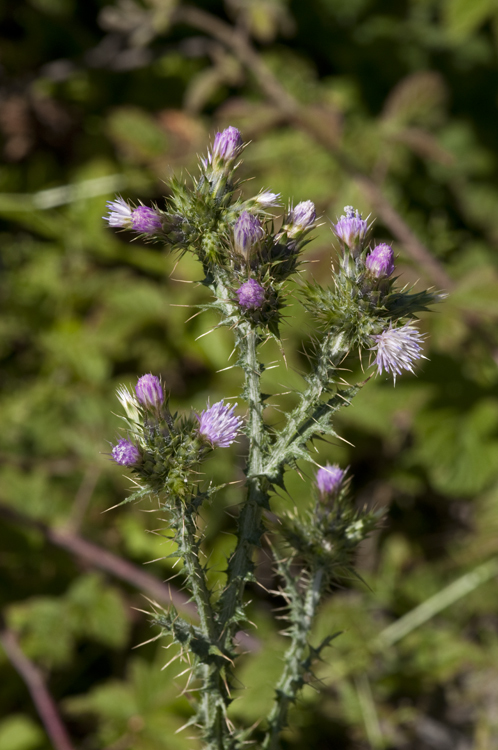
[264,333,347,478]
[217,322,269,649]
[177,505,229,749]
[263,567,324,750]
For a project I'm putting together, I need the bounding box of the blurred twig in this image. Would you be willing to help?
[374,557,498,650]
[0,174,127,211]
[0,623,76,750]
[0,502,196,618]
[172,5,453,292]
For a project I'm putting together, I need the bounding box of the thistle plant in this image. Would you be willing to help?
[104,127,441,749]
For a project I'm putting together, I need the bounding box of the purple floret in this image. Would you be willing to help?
[135,374,164,409]
[130,206,162,234]
[371,323,426,384]
[112,439,140,466]
[197,400,244,448]
[366,243,395,278]
[236,279,265,310]
[316,464,344,496]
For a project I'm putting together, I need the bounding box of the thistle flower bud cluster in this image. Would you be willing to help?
[104,125,442,750]
[111,375,243,498]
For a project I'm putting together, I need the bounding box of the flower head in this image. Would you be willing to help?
[234,212,264,259]
[211,126,243,164]
[333,206,368,249]
[112,439,140,466]
[365,243,395,278]
[197,400,243,448]
[104,198,162,234]
[316,464,344,497]
[371,322,427,383]
[236,279,265,310]
[135,374,164,410]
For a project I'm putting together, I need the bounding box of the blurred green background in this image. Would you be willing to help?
[1,1,498,748]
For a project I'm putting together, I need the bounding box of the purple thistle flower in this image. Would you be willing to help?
[371,323,427,383]
[104,198,162,234]
[366,243,395,278]
[211,126,243,163]
[316,464,344,497]
[197,400,244,448]
[130,206,162,234]
[135,374,164,410]
[236,279,266,310]
[333,206,368,248]
[112,439,140,466]
[234,211,264,259]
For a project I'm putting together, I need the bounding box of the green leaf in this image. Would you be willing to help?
[0,716,44,750]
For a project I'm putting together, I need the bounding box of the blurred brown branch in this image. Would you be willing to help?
[0,623,75,750]
[172,5,453,292]
[0,502,196,618]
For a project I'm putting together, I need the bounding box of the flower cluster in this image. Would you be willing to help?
[103,125,440,750]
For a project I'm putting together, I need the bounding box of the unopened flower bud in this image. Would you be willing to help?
[236,279,265,310]
[234,212,264,259]
[290,200,316,231]
[333,206,368,249]
[135,374,164,410]
[365,243,395,278]
[316,464,344,497]
[112,439,140,466]
[212,126,243,164]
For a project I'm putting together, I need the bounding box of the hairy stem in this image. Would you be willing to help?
[263,567,324,750]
